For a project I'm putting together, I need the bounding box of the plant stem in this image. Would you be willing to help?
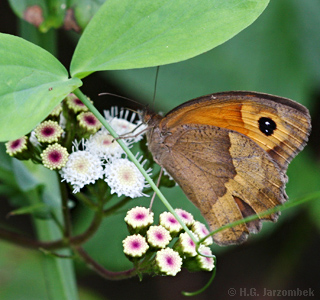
[103,196,132,216]
[0,226,67,249]
[71,210,104,246]
[74,192,98,209]
[0,204,104,249]
[74,246,137,280]
[59,178,72,238]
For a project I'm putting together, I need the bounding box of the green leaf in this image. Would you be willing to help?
[70,0,269,78]
[7,202,49,216]
[0,33,82,142]
[106,0,315,110]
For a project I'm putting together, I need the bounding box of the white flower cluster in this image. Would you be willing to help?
[123,207,215,276]
[60,108,151,196]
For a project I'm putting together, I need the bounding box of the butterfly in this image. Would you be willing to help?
[144,91,311,245]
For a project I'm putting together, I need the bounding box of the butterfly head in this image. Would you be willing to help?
[142,107,163,129]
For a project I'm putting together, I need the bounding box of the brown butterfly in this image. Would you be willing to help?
[144,91,311,246]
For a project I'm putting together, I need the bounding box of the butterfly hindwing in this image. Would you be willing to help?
[150,124,286,245]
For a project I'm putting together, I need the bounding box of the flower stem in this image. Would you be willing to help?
[70,210,104,246]
[0,226,67,249]
[0,202,105,250]
[103,196,131,216]
[59,178,72,238]
[74,246,137,280]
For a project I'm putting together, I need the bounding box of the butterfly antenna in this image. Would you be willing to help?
[123,107,143,117]
[98,92,144,109]
[152,66,160,110]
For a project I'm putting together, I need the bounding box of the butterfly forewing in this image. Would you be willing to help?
[161,91,311,171]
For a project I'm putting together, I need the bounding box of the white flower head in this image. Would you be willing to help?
[86,129,130,159]
[104,155,151,198]
[192,221,213,246]
[65,93,88,113]
[34,120,63,143]
[60,141,104,193]
[5,136,28,156]
[41,143,69,170]
[125,206,154,229]
[77,112,102,134]
[104,106,147,142]
[175,208,194,227]
[196,245,215,271]
[146,225,172,249]
[122,234,149,258]
[176,232,197,257]
[155,248,182,276]
[159,211,183,235]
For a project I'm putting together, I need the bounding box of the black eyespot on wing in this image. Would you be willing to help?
[258,117,276,136]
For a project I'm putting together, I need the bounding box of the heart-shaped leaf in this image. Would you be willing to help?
[0,33,82,141]
[71,0,269,78]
